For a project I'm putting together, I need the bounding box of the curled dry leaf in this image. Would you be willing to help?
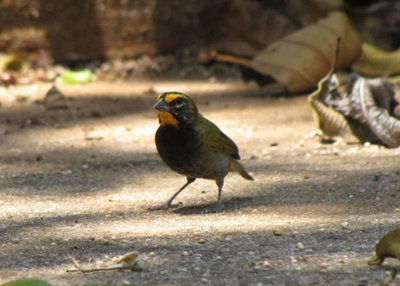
[368,229,400,266]
[352,43,400,77]
[113,251,139,264]
[310,72,400,147]
[250,11,362,93]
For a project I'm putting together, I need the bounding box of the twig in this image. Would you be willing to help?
[67,254,142,273]
[66,265,142,273]
[211,51,251,67]
[68,254,80,269]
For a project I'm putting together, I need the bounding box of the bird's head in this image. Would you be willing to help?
[153,92,198,127]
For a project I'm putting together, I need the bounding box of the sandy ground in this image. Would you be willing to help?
[0,80,400,286]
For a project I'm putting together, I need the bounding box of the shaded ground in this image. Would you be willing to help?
[0,80,400,286]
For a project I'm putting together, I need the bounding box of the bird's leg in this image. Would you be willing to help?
[215,178,224,212]
[148,177,196,211]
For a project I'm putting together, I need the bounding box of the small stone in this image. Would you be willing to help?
[297,242,305,250]
[320,262,328,269]
[1,243,7,249]
[197,238,206,244]
[341,222,349,229]
[194,267,201,272]
[305,248,313,253]
[262,260,271,267]
[182,251,189,256]
[149,251,156,257]
[201,278,208,284]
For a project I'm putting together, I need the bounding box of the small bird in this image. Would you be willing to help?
[149,92,253,212]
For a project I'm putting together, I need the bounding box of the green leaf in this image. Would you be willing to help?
[61,69,92,84]
[1,278,52,286]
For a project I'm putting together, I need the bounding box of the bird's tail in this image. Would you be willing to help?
[230,160,254,181]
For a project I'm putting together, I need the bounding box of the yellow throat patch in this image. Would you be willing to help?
[158,111,178,127]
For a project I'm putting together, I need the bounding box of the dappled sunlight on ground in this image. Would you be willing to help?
[1,80,400,285]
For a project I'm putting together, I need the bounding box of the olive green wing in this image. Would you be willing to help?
[196,115,240,159]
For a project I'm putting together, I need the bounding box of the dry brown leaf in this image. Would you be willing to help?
[352,43,400,77]
[112,251,139,264]
[368,229,400,266]
[250,11,362,93]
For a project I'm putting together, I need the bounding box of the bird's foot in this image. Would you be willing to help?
[147,201,182,211]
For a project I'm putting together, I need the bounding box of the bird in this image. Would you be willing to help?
[149,91,254,212]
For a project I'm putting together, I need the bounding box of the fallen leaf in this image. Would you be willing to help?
[113,251,139,264]
[352,42,400,77]
[61,69,92,84]
[368,229,400,266]
[1,279,52,286]
[250,11,362,93]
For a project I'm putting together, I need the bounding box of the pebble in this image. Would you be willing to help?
[1,243,7,249]
[182,251,189,256]
[262,260,271,267]
[341,222,349,229]
[12,238,20,244]
[201,278,208,284]
[149,251,156,257]
[320,262,328,269]
[197,238,206,244]
[297,242,305,250]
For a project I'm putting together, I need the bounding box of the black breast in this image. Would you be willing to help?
[155,125,200,173]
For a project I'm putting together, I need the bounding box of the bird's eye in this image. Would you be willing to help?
[174,98,185,108]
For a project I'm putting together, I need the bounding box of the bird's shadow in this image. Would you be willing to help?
[172,196,253,215]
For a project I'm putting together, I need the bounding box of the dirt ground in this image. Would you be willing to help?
[0,79,400,286]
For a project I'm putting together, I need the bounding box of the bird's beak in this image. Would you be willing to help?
[153,99,170,112]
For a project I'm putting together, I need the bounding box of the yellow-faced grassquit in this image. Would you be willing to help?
[149,92,254,212]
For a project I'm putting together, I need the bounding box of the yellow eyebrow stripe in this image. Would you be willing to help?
[164,93,185,103]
